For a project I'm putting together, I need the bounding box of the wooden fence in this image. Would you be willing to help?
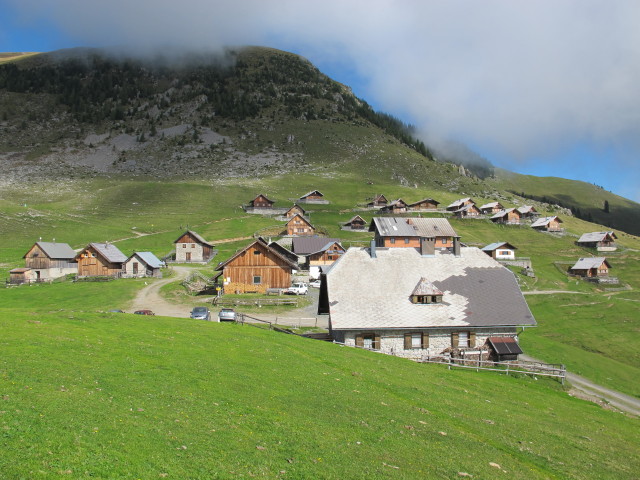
[421,356,566,383]
[212,297,300,307]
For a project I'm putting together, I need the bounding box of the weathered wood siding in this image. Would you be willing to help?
[77,246,123,277]
[309,243,345,265]
[287,215,315,236]
[285,206,305,218]
[251,195,273,208]
[221,243,292,292]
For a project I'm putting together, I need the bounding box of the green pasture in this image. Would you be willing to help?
[0,311,638,479]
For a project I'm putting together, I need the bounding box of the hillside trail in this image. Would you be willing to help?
[128,266,197,318]
[520,354,640,416]
[522,290,589,295]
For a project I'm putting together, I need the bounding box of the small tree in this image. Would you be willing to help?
[603,200,610,213]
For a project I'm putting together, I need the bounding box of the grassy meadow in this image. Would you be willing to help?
[1,172,639,477]
[1,311,638,479]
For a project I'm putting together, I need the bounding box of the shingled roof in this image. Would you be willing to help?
[369,217,458,238]
[570,257,610,270]
[326,247,536,330]
[577,232,616,243]
[89,243,128,263]
[292,237,342,255]
[411,278,444,296]
[531,216,562,228]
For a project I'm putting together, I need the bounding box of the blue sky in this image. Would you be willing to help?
[2,1,639,202]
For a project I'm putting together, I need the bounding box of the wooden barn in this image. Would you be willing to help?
[19,241,77,282]
[407,198,440,211]
[299,190,326,203]
[123,252,164,278]
[367,194,389,207]
[446,197,475,212]
[569,257,611,278]
[344,214,367,230]
[286,214,315,236]
[292,237,345,267]
[284,204,306,218]
[369,217,460,253]
[479,202,504,214]
[249,194,275,209]
[75,243,127,278]
[576,231,617,251]
[531,216,563,232]
[215,239,298,294]
[174,230,215,263]
[379,199,408,214]
[517,205,539,219]
[490,208,522,224]
[452,203,482,218]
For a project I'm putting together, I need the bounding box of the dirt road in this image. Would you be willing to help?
[520,354,640,416]
[128,266,198,318]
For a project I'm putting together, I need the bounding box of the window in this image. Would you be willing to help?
[441,238,447,244]
[404,332,429,350]
[183,244,187,248]
[411,333,422,348]
[458,331,469,348]
[411,294,442,304]
[404,238,409,244]
[254,250,261,255]
[355,333,380,350]
[191,244,195,248]
[253,276,262,284]
[390,238,396,244]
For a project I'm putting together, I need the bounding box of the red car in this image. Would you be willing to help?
[134,309,155,316]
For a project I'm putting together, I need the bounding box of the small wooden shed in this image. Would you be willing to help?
[407,198,440,211]
[344,214,367,230]
[379,199,408,214]
[490,208,522,224]
[75,243,127,277]
[123,252,164,278]
[299,190,325,203]
[569,257,611,277]
[284,204,306,218]
[249,194,275,208]
[367,194,389,207]
[286,214,315,236]
[531,216,563,232]
[215,239,298,294]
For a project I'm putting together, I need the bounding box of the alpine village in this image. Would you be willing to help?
[1,48,639,479]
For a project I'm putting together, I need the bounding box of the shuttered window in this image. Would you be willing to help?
[404,332,429,349]
[356,333,379,350]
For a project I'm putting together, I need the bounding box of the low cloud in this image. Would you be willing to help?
[8,0,640,198]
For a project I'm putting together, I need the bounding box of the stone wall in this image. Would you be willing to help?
[176,242,205,262]
[337,328,519,360]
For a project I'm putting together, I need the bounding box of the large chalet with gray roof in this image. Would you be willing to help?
[369,217,460,253]
[576,231,618,251]
[323,244,536,361]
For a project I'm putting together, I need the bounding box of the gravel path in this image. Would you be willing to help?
[520,354,640,416]
[128,266,195,318]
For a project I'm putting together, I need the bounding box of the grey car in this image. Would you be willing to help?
[190,306,211,321]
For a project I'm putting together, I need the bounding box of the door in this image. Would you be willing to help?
[185,252,191,262]
[133,262,139,274]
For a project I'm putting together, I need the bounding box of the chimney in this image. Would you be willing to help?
[406,218,413,225]
[370,239,377,258]
[420,237,435,257]
[453,237,461,257]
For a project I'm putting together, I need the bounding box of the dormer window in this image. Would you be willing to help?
[410,278,444,304]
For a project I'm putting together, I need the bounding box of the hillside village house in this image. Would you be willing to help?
[284,204,306,218]
[446,197,475,212]
[286,214,315,236]
[75,243,127,277]
[123,252,164,278]
[490,208,522,225]
[516,205,539,219]
[452,203,482,218]
[531,216,563,232]
[344,214,367,230]
[369,217,460,252]
[407,198,440,211]
[9,241,77,284]
[299,190,326,203]
[569,257,611,278]
[249,194,275,209]
[379,199,408,214]
[482,242,517,260]
[576,231,618,251]
[215,238,298,293]
[174,230,215,263]
[323,245,536,361]
[367,194,388,207]
[292,237,345,272]
[479,202,504,215]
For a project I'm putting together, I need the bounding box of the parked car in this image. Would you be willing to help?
[309,279,321,288]
[108,309,125,313]
[190,306,211,321]
[134,309,155,315]
[218,308,236,322]
[285,282,308,295]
